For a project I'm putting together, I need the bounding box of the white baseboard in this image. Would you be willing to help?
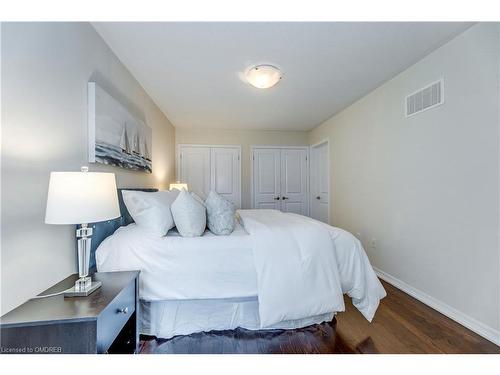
[373,267,500,347]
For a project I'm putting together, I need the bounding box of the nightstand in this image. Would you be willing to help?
[0,271,139,354]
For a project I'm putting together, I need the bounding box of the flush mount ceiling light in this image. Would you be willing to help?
[245,64,282,89]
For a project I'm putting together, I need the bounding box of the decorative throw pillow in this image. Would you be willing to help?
[205,190,236,235]
[171,190,207,237]
[191,192,206,206]
[122,190,179,237]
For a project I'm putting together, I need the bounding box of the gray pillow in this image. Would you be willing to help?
[191,192,206,206]
[171,190,206,237]
[205,191,235,235]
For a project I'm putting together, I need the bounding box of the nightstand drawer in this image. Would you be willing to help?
[96,278,136,353]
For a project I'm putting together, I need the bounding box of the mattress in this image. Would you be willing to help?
[96,222,258,301]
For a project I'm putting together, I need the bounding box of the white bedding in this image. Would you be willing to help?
[96,209,386,326]
[316,219,387,322]
[238,209,345,327]
[96,222,258,301]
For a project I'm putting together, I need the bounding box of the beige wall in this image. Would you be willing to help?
[1,23,176,314]
[175,128,309,209]
[309,23,500,334]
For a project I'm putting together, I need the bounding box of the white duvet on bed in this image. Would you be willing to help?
[96,209,386,325]
[238,209,344,327]
[238,210,385,326]
[96,222,258,301]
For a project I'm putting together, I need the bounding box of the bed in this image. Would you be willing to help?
[92,189,386,339]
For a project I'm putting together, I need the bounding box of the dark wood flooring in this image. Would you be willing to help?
[140,280,500,354]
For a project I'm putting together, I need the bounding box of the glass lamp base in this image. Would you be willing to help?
[63,280,102,298]
[75,276,92,291]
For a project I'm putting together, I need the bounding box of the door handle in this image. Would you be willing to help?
[316,196,321,200]
[282,196,289,200]
[274,197,280,200]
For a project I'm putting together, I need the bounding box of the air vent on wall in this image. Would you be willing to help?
[405,79,444,117]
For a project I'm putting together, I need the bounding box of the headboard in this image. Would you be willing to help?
[78,188,158,273]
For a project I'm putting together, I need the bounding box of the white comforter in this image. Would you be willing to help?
[96,222,258,300]
[96,209,385,326]
[239,210,344,327]
[238,210,385,326]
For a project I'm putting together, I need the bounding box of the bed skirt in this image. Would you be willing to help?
[139,298,335,339]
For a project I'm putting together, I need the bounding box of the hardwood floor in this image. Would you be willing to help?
[140,280,500,354]
[335,281,499,354]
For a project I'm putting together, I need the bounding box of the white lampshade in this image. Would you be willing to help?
[245,64,282,89]
[169,182,188,191]
[45,171,120,224]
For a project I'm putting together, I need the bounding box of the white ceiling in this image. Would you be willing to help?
[93,22,472,131]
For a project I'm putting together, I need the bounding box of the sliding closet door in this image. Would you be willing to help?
[253,148,281,209]
[211,147,241,208]
[280,149,308,215]
[179,146,211,199]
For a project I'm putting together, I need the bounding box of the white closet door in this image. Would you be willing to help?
[253,148,281,209]
[280,149,308,215]
[179,146,211,199]
[211,147,241,208]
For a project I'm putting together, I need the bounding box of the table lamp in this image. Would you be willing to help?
[169,182,188,191]
[45,166,120,296]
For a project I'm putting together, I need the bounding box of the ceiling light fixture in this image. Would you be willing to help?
[245,64,282,89]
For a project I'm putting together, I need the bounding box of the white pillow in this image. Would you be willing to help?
[205,191,236,235]
[122,190,179,237]
[171,190,206,237]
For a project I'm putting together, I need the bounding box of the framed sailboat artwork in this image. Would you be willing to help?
[88,82,152,173]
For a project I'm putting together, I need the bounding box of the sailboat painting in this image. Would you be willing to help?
[88,82,152,173]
